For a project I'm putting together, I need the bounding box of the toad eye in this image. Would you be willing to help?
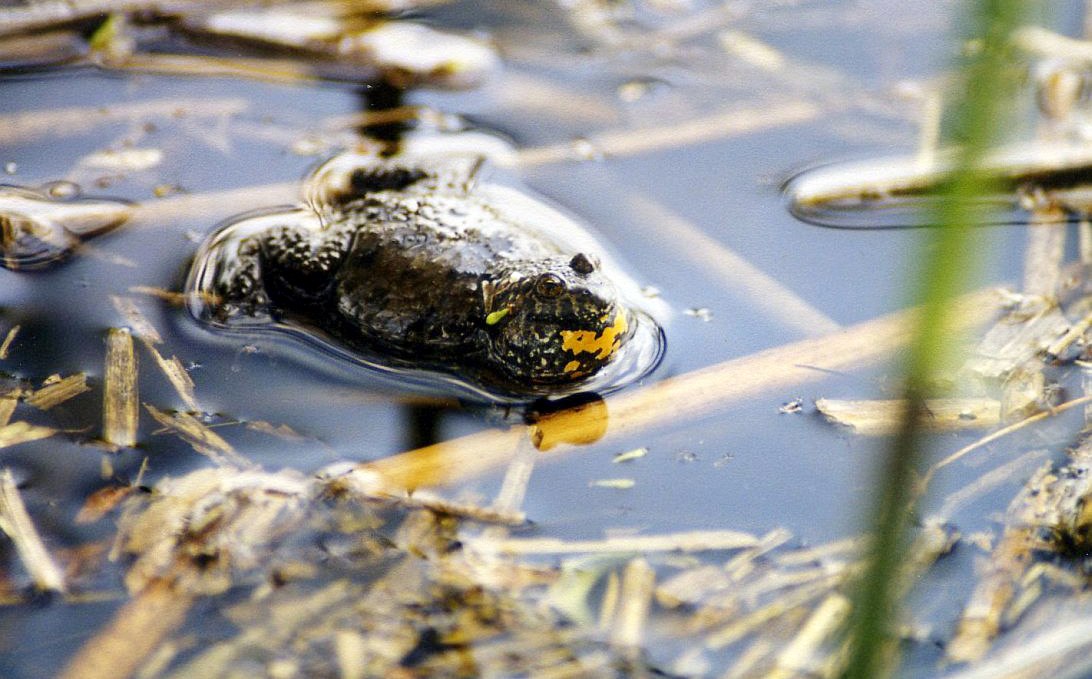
[535,273,566,299]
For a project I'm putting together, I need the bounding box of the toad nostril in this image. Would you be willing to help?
[569,252,595,275]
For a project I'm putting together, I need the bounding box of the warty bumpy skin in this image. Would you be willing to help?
[213,156,635,386]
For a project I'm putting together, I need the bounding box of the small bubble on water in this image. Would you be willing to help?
[4,162,16,175]
[617,79,652,103]
[675,450,698,463]
[640,285,661,299]
[571,137,603,162]
[684,307,713,321]
[713,453,734,468]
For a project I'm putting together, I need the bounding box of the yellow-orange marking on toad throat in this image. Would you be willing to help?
[559,312,628,369]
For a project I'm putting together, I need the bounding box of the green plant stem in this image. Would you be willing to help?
[842,1,1030,677]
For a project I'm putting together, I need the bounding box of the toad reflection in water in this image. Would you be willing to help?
[186,149,665,401]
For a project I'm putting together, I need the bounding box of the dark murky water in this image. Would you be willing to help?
[0,1,1085,677]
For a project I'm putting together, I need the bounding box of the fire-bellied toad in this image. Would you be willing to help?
[187,151,663,398]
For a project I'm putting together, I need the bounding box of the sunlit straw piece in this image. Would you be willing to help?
[1045,309,1092,359]
[0,468,66,592]
[111,296,199,411]
[1013,24,1092,62]
[103,328,139,449]
[932,448,1049,523]
[705,573,848,650]
[926,393,1092,478]
[0,421,55,449]
[356,286,1006,492]
[1022,205,1067,299]
[482,529,759,556]
[816,397,1001,436]
[0,388,19,428]
[0,324,18,360]
[110,295,163,345]
[57,579,194,679]
[609,557,655,648]
[515,100,820,166]
[597,570,621,633]
[25,373,90,410]
[144,404,251,468]
[942,615,1092,679]
[767,593,851,679]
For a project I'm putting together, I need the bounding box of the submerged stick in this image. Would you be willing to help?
[355,286,1006,491]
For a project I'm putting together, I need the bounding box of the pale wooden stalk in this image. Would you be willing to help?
[103,328,139,449]
[0,468,66,592]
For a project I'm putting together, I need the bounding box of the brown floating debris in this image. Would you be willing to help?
[0,324,18,360]
[144,404,251,469]
[0,468,66,593]
[25,373,90,411]
[815,397,1001,436]
[103,328,139,449]
[75,485,136,525]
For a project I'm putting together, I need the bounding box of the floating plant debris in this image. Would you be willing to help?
[0,185,130,270]
[784,141,1092,229]
[186,141,666,402]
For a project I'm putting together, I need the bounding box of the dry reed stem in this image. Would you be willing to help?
[925,393,1092,480]
[25,373,90,410]
[705,574,846,650]
[515,100,821,166]
[0,468,66,592]
[144,404,251,468]
[1022,206,1067,298]
[816,397,1001,436]
[103,328,139,449]
[0,97,248,146]
[357,286,1006,492]
[57,578,194,679]
[483,529,759,556]
[620,190,841,337]
[767,593,852,679]
[0,421,56,449]
[0,324,18,360]
[111,296,200,411]
[932,448,1049,523]
[609,557,656,648]
[0,389,19,428]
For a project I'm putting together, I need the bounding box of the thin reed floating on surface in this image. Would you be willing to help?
[816,397,1000,436]
[0,324,18,359]
[0,468,66,592]
[144,404,250,468]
